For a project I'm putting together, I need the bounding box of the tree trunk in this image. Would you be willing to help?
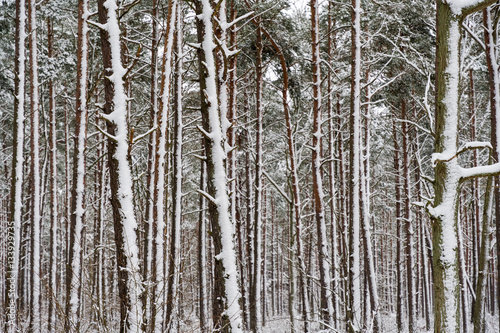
[432,1,496,331]
[65,0,89,330]
[165,6,183,331]
[47,17,58,332]
[97,0,144,331]
[198,156,209,333]
[4,0,26,330]
[311,0,334,328]
[348,0,362,330]
[143,0,159,327]
[194,0,243,330]
[28,0,41,329]
[393,118,403,333]
[402,101,415,333]
[251,13,263,333]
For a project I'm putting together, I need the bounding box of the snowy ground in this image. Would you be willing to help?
[178,313,500,332]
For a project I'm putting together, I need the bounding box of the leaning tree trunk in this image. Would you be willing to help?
[97,0,144,331]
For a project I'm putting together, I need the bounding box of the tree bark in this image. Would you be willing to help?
[27,0,41,329]
[348,0,362,330]
[194,0,243,330]
[65,0,89,330]
[97,0,144,331]
[311,0,334,328]
[4,0,26,330]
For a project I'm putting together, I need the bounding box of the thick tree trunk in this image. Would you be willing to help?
[432,1,496,331]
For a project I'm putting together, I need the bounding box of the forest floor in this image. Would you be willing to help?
[178,313,500,332]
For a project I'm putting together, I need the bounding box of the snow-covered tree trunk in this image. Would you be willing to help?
[250,13,263,333]
[165,5,183,331]
[402,103,415,333]
[65,0,89,330]
[143,0,159,326]
[348,0,362,330]
[310,0,334,328]
[4,0,26,331]
[151,0,177,329]
[482,6,500,330]
[195,0,243,330]
[47,17,58,332]
[327,5,339,329]
[28,0,41,329]
[359,91,380,333]
[392,118,403,333]
[473,6,499,332]
[97,0,144,331]
[198,157,209,333]
[431,1,497,332]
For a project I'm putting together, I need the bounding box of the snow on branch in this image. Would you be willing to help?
[432,141,492,165]
[459,161,500,181]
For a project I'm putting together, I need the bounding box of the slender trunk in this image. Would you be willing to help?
[165,6,183,331]
[4,0,26,330]
[360,72,380,333]
[65,0,89,330]
[392,118,403,332]
[198,157,208,332]
[402,101,415,332]
[143,0,159,327]
[194,0,243,330]
[327,4,339,329]
[97,0,144,331]
[151,0,177,329]
[311,0,334,328]
[482,5,500,328]
[474,6,500,332]
[28,0,41,329]
[251,15,263,333]
[47,17,58,332]
[348,0,362,330]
